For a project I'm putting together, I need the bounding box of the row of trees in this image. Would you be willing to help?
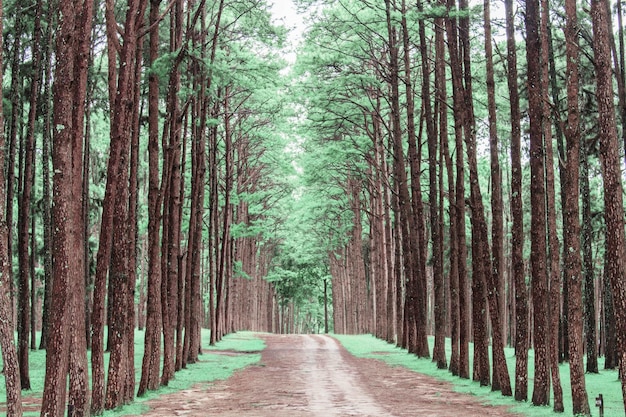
[289,0,626,415]
[3,0,626,415]
[0,0,299,415]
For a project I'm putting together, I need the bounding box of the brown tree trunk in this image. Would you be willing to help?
[539,0,563,410]
[39,10,54,351]
[185,17,207,362]
[563,2,591,414]
[504,0,528,401]
[484,0,507,393]
[18,0,45,391]
[41,0,93,413]
[526,0,550,405]
[400,0,429,358]
[603,254,618,369]
[591,0,626,409]
[385,0,419,358]
[137,0,164,397]
[581,140,598,375]
[444,0,469,380]
[437,11,457,374]
[125,41,142,403]
[0,0,23,413]
[7,2,23,333]
[91,0,145,411]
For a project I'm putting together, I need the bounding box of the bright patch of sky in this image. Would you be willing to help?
[269,0,305,64]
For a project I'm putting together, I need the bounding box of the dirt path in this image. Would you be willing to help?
[129,334,522,416]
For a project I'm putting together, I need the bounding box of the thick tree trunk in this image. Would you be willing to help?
[563,2,591,414]
[41,0,93,413]
[591,0,626,410]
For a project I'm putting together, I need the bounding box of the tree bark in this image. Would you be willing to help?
[539,0,563,410]
[41,0,93,413]
[591,0,626,410]
[562,2,591,414]
[18,0,45,390]
[504,0,527,400]
[444,0,469,380]
[138,0,164,397]
[0,0,23,413]
[525,0,550,405]
[581,140,598,374]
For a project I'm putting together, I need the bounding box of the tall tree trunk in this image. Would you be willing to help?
[525,0,550,405]
[41,0,93,413]
[125,41,143,403]
[603,252,617,369]
[105,132,132,409]
[39,8,54,351]
[92,0,136,411]
[581,138,598,375]
[7,3,23,332]
[401,0,429,359]
[19,0,45,390]
[412,0,442,365]
[437,10,458,374]
[563,2,591,414]
[444,0,470,380]
[504,0,527,400]
[0,0,23,413]
[484,0,507,393]
[138,0,164,397]
[539,1,563,410]
[384,0,419,357]
[591,0,626,409]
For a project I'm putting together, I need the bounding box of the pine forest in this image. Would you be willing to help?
[0,0,625,415]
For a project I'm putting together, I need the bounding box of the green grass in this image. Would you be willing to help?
[4,330,623,416]
[333,334,623,416]
[1,330,264,416]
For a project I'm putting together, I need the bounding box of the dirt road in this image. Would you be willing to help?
[131,334,521,416]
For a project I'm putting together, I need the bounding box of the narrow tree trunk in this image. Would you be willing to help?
[401,0,429,359]
[506,0,528,396]
[18,0,45,388]
[7,2,24,333]
[0,0,23,412]
[484,0,507,392]
[39,9,54,351]
[137,0,164,397]
[581,139,598,374]
[445,0,469,380]
[539,0,563,410]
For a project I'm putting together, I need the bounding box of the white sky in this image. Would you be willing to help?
[270,0,305,64]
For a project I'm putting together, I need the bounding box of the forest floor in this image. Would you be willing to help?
[126,333,522,416]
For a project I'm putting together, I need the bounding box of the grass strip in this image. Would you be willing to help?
[334,334,623,417]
